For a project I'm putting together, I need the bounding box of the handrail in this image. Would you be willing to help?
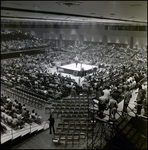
[115,105,147,137]
[1,121,47,144]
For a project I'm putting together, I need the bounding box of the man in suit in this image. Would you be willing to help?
[48,114,55,134]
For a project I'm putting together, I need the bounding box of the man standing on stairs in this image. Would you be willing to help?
[48,114,55,134]
[98,91,108,118]
[136,85,146,115]
[107,94,118,120]
[122,86,132,116]
[142,94,147,117]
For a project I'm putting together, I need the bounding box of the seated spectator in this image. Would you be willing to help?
[6,96,11,102]
[36,114,42,124]
[12,99,18,107]
[22,108,27,115]
[11,104,16,112]
[1,105,5,112]
[12,116,18,129]
[23,110,31,123]
[31,112,38,122]
[22,104,26,110]
[7,115,13,126]
[12,111,17,118]
[17,103,23,114]
[31,109,35,117]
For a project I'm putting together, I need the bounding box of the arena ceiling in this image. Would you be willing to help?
[1,1,147,25]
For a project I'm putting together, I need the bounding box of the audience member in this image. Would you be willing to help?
[48,114,55,134]
[122,87,132,115]
[136,85,146,115]
[98,91,108,118]
[107,94,118,120]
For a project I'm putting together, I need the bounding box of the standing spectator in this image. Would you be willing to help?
[98,91,108,118]
[107,94,118,120]
[142,94,147,117]
[48,114,55,134]
[136,85,146,115]
[122,86,132,115]
[95,87,102,100]
[70,86,77,98]
[75,55,79,68]
[103,86,111,102]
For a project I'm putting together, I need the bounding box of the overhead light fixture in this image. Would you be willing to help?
[33,5,40,8]
[129,4,142,7]
[56,1,82,7]
[110,13,115,16]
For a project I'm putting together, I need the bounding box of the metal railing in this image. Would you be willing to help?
[1,121,49,144]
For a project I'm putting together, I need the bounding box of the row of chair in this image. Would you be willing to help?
[53,131,86,146]
[57,122,93,131]
[52,105,88,112]
[53,108,88,118]
[51,93,95,147]
[62,95,95,101]
[1,87,45,109]
[16,85,48,100]
[62,118,89,124]
[56,99,88,104]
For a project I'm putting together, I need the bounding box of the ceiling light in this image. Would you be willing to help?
[56,1,82,7]
[129,17,135,19]
[33,6,40,8]
[90,13,95,15]
[129,4,142,7]
[110,13,115,16]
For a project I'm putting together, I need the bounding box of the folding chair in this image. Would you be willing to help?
[59,132,67,146]
[66,133,73,146]
[72,133,80,146]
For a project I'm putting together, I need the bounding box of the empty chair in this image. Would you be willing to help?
[59,132,67,146]
[79,132,86,142]
[56,127,63,132]
[72,133,80,146]
[52,132,60,145]
[66,133,73,146]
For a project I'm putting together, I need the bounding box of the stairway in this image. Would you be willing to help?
[104,115,147,149]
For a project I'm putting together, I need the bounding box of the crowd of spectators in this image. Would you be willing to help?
[1,39,147,101]
[1,30,147,138]
[1,30,50,53]
[1,94,43,133]
[1,53,82,100]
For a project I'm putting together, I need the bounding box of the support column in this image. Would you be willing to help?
[80,34,83,44]
[103,35,107,46]
[130,37,133,49]
[59,34,63,48]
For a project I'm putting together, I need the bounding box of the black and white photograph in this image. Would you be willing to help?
[1,1,147,149]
